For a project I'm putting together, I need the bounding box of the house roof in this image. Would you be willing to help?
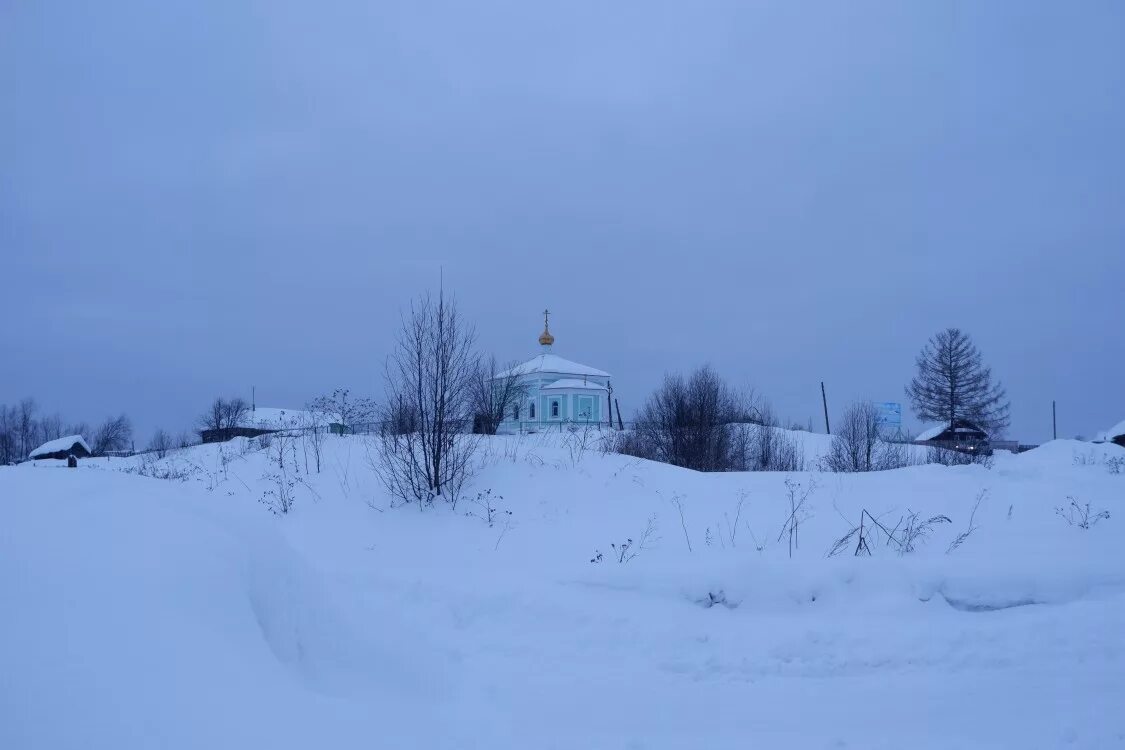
[915,420,989,443]
[29,435,90,459]
[496,353,610,379]
[1098,419,1125,442]
[914,425,946,442]
[237,408,340,430]
[540,378,609,391]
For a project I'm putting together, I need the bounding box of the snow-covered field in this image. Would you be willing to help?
[2,431,1123,749]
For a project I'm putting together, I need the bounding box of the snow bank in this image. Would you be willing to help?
[4,431,1124,748]
[0,469,448,749]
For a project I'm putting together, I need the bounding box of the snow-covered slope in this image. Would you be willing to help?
[3,433,1124,748]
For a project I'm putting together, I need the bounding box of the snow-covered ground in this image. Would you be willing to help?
[2,431,1123,749]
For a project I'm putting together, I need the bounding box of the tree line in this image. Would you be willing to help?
[619,326,1010,473]
[0,398,138,464]
[5,300,1010,486]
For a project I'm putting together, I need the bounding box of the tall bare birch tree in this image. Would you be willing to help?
[376,289,478,505]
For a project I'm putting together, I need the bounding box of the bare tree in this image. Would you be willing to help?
[0,404,18,464]
[383,394,418,436]
[907,328,1010,436]
[198,398,227,434]
[468,355,528,435]
[91,414,133,455]
[311,388,376,435]
[39,413,64,443]
[196,397,250,438]
[148,429,172,459]
[17,397,37,459]
[223,398,250,430]
[630,366,739,471]
[740,402,805,472]
[375,289,479,505]
[299,407,327,473]
[260,429,305,515]
[65,422,91,440]
[823,401,908,472]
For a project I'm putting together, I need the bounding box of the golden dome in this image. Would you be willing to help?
[538,308,555,346]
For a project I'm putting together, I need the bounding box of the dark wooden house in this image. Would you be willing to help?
[914,419,991,454]
[29,435,92,461]
[1100,420,1125,449]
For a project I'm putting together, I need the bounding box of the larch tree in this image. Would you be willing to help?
[906,328,1010,436]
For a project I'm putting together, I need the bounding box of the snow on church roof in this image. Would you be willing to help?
[29,435,90,459]
[497,354,610,379]
[541,378,609,391]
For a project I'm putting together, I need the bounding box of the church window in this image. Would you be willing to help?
[576,397,592,420]
[550,399,560,418]
[529,402,536,419]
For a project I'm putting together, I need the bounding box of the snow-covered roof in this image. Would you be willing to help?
[914,421,988,443]
[238,408,339,430]
[541,378,609,391]
[914,425,945,442]
[496,353,610,379]
[1097,419,1125,442]
[29,435,90,459]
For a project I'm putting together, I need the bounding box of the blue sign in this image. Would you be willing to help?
[873,402,902,426]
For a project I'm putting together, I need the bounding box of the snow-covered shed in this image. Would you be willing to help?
[29,435,91,461]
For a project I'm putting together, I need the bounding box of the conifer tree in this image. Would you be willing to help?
[906,328,1010,435]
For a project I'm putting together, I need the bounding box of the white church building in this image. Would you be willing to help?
[495,312,613,433]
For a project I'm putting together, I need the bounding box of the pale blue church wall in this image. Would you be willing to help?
[494,369,611,430]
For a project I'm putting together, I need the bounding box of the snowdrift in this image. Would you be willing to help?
[0,469,448,749]
[3,431,1124,748]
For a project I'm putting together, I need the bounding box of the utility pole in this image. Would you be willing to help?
[1052,400,1057,440]
[606,381,614,429]
[821,381,831,435]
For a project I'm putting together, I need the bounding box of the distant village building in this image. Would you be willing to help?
[29,435,91,462]
[913,419,990,452]
[1096,420,1125,449]
[200,408,344,444]
[495,311,612,434]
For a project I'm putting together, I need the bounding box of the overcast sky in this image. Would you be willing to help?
[2,1,1123,443]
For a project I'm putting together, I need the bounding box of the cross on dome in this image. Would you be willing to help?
[539,308,555,347]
